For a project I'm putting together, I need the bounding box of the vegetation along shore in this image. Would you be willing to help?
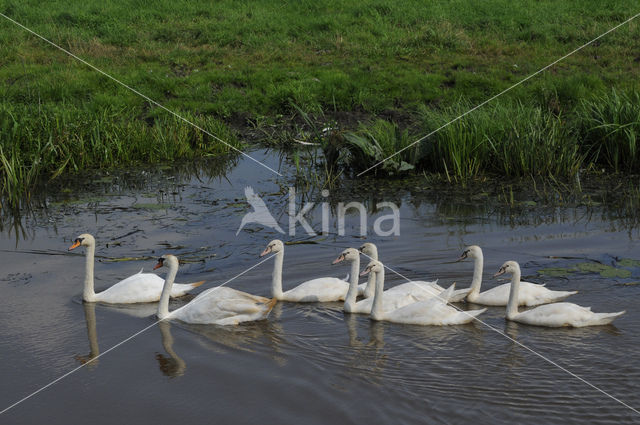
[1,0,639,206]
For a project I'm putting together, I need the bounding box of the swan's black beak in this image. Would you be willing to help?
[68,238,83,251]
[332,254,345,265]
[153,258,165,270]
[456,250,469,262]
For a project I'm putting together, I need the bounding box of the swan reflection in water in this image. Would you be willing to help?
[75,302,100,369]
[156,321,186,378]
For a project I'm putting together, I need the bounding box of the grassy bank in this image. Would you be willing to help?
[1,0,639,202]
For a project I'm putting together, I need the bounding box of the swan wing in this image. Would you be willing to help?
[514,302,619,327]
[282,277,348,302]
[173,287,273,324]
[95,272,165,303]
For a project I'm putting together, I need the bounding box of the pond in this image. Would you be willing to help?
[0,149,639,424]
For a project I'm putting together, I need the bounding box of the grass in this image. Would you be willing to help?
[1,0,640,202]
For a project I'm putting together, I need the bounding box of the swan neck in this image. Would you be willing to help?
[343,257,360,312]
[468,252,484,299]
[271,250,284,299]
[158,262,178,319]
[370,268,385,320]
[83,243,96,301]
[363,271,375,298]
[506,269,521,319]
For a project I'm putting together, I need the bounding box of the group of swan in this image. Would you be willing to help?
[70,234,624,328]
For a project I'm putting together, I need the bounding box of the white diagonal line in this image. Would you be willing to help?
[0,13,282,177]
[358,251,639,416]
[0,253,276,415]
[357,11,640,176]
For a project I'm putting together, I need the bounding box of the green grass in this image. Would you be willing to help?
[1,0,640,202]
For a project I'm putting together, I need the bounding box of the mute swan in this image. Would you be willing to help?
[494,261,625,327]
[361,260,486,325]
[335,248,441,314]
[155,254,277,325]
[458,245,577,306]
[69,233,205,303]
[260,239,352,302]
[359,242,470,302]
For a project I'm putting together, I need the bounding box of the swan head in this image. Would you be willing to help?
[260,239,283,257]
[358,242,378,259]
[153,254,179,270]
[360,260,383,277]
[493,260,520,278]
[457,245,481,261]
[68,233,95,251]
[332,248,359,265]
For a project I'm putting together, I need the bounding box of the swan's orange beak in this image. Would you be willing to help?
[153,261,163,270]
[68,240,81,251]
[332,254,345,265]
[260,246,271,257]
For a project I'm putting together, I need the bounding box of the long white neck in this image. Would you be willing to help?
[271,250,284,300]
[343,256,361,312]
[467,251,484,300]
[362,248,378,298]
[370,268,385,321]
[83,243,97,302]
[506,268,521,319]
[158,261,178,319]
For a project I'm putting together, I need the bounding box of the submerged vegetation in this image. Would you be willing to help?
[1,0,639,204]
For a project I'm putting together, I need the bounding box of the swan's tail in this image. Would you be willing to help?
[449,287,471,303]
[552,290,578,302]
[263,297,278,317]
[591,310,625,326]
[445,307,486,325]
[188,280,206,289]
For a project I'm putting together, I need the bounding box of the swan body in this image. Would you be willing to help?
[495,261,625,327]
[362,261,486,325]
[155,255,276,325]
[459,245,577,306]
[261,239,353,302]
[359,242,469,302]
[69,234,204,304]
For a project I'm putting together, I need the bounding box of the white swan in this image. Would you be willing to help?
[458,245,577,306]
[155,254,276,325]
[332,247,380,298]
[361,260,486,325]
[69,234,205,303]
[359,242,470,302]
[260,239,353,302]
[335,248,442,314]
[495,261,625,327]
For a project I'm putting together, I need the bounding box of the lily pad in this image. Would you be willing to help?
[617,258,640,268]
[538,267,576,277]
[576,262,631,278]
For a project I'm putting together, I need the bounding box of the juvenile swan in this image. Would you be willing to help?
[155,254,276,325]
[361,260,486,325]
[69,233,204,303]
[459,245,577,306]
[494,261,625,327]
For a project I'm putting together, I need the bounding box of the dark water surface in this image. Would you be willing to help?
[1,151,639,424]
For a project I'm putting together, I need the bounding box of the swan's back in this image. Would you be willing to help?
[282,277,348,302]
[173,287,275,325]
[514,302,625,327]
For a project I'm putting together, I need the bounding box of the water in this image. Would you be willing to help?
[1,150,639,424]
